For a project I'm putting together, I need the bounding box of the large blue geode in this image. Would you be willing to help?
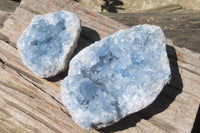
[17,11,81,78]
[61,24,171,129]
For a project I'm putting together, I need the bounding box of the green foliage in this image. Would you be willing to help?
[102,9,108,13]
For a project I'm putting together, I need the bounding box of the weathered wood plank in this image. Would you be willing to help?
[0,0,199,133]
[0,54,98,133]
[0,10,11,28]
[0,0,20,12]
[136,4,197,13]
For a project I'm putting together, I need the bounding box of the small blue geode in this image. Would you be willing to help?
[61,24,171,129]
[17,11,81,78]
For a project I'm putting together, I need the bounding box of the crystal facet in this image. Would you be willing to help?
[17,11,81,78]
[61,24,171,129]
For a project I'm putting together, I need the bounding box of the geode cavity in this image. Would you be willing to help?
[17,11,81,78]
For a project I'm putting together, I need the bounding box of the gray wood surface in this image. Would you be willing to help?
[0,0,199,133]
[0,11,11,28]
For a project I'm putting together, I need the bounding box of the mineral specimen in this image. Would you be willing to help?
[61,24,171,129]
[17,11,81,78]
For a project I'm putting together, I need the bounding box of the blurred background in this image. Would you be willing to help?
[77,0,200,53]
[1,0,199,53]
[77,0,200,13]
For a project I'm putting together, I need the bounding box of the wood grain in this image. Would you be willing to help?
[0,0,199,133]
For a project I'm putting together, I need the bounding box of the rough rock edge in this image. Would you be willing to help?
[17,11,81,78]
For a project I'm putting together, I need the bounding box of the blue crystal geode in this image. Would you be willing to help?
[61,24,171,129]
[17,11,81,78]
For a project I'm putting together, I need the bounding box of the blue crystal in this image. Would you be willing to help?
[61,24,171,129]
[17,11,81,78]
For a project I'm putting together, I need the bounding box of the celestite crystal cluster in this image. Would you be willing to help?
[17,11,81,78]
[17,10,171,130]
[61,24,171,129]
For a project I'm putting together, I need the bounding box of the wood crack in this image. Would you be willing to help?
[0,81,34,99]
[3,98,63,133]
[0,58,5,68]
[5,62,42,84]
[18,72,71,117]
[179,65,200,77]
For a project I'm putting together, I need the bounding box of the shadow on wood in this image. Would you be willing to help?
[101,0,124,13]
[10,0,21,2]
[47,26,100,82]
[98,45,183,133]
